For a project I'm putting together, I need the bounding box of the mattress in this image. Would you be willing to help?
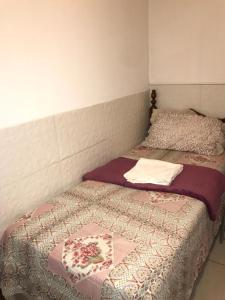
[1,146,225,300]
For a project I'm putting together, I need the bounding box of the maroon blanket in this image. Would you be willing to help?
[83,157,225,220]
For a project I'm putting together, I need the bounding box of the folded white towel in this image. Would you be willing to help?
[124,158,183,186]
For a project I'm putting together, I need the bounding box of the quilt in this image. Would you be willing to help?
[1,146,225,300]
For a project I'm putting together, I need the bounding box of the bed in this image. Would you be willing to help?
[1,91,225,300]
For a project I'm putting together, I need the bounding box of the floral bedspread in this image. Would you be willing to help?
[1,146,225,300]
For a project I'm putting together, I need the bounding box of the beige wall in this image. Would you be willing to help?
[149,0,225,84]
[0,0,148,128]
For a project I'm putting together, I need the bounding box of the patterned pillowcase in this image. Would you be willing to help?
[144,112,225,155]
[150,108,195,125]
[187,109,225,137]
[222,124,225,135]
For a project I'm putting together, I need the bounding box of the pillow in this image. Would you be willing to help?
[144,112,225,155]
[222,124,225,135]
[189,108,225,136]
[150,108,195,125]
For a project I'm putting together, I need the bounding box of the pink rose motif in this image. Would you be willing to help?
[65,239,73,246]
[81,256,89,266]
[81,243,100,257]
[103,234,112,240]
[102,259,112,269]
[62,234,113,283]
[73,242,82,249]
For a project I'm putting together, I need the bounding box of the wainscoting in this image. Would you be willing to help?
[0,91,149,236]
[150,84,225,118]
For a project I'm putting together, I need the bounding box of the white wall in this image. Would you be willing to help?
[149,0,225,84]
[0,0,149,128]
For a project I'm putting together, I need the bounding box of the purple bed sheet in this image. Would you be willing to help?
[83,157,225,221]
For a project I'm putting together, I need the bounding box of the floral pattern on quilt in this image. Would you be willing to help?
[62,234,113,283]
[1,146,225,300]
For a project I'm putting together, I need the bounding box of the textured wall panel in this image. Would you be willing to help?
[60,140,111,190]
[200,85,225,118]
[150,84,225,118]
[0,91,149,234]
[0,118,59,188]
[55,92,149,160]
[55,103,109,160]
[58,92,149,190]
[150,84,201,110]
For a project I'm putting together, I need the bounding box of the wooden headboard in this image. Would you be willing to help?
[149,89,157,125]
[149,89,225,123]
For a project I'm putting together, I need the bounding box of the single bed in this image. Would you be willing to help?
[1,91,225,300]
